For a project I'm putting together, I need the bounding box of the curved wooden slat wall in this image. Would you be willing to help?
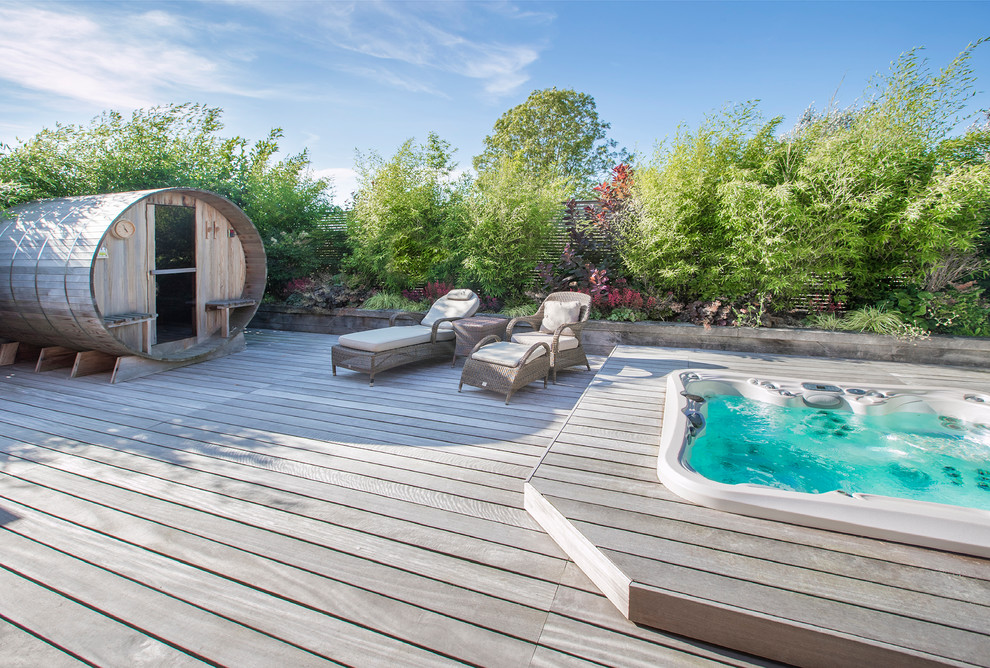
[0,188,266,362]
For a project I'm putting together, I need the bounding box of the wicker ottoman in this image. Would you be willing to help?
[458,336,551,404]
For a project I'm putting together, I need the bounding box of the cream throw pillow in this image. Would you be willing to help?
[540,300,581,336]
[445,289,473,300]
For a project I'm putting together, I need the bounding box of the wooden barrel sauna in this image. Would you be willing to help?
[0,188,266,364]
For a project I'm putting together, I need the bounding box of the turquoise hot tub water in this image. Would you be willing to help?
[688,395,990,512]
[658,371,990,557]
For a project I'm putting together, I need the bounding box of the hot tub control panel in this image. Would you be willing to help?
[801,382,843,393]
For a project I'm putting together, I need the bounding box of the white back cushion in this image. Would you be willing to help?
[421,290,480,328]
[540,300,581,336]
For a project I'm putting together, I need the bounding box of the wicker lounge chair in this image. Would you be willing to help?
[506,291,591,383]
[332,289,480,385]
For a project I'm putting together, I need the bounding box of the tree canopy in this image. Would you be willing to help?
[473,88,627,197]
[462,153,567,297]
[0,103,341,293]
[345,132,470,290]
[0,103,337,238]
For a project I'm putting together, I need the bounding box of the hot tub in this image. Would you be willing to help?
[658,370,990,558]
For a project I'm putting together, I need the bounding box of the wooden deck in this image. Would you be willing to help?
[526,346,990,668]
[0,329,779,667]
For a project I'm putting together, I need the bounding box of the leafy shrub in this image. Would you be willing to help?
[360,292,427,311]
[592,163,635,239]
[878,286,934,328]
[677,299,735,329]
[0,179,32,210]
[537,199,613,298]
[346,133,468,291]
[604,285,645,311]
[283,273,374,310]
[644,292,687,321]
[283,277,316,297]
[625,102,776,298]
[476,295,502,313]
[882,282,990,337]
[265,231,329,296]
[624,43,990,306]
[732,294,773,328]
[926,282,990,336]
[402,281,456,304]
[0,104,337,231]
[606,307,647,322]
[806,313,843,330]
[500,302,540,318]
[461,154,565,297]
[838,306,929,340]
[585,283,647,320]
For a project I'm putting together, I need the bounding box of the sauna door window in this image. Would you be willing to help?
[153,205,196,343]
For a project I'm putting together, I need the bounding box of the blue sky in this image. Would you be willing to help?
[1,1,988,204]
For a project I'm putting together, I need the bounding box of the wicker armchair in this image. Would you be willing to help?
[505,291,591,383]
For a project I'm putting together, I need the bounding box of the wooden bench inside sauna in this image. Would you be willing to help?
[0,188,266,382]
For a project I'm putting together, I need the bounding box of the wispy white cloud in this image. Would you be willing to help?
[0,4,264,109]
[482,1,557,24]
[459,44,541,96]
[334,64,448,97]
[330,2,542,97]
[250,0,546,99]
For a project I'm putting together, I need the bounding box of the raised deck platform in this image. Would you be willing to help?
[526,346,990,667]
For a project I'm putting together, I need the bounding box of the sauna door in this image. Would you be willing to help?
[152,205,197,343]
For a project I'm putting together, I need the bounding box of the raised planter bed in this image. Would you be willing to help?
[250,304,990,369]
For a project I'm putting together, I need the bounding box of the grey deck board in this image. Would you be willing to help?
[532,473,990,580]
[535,613,735,668]
[1,499,531,667]
[0,408,535,528]
[0,455,565,610]
[526,345,990,667]
[0,528,327,667]
[0,467,559,623]
[542,490,990,605]
[0,619,90,668]
[0,432,564,573]
[607,550,986,665]
[2,330,783,666]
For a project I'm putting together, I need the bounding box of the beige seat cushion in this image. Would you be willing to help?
[338,325,453,353]
[511,331,579,351]
[540,300,581,336]
[471,341,546,367]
